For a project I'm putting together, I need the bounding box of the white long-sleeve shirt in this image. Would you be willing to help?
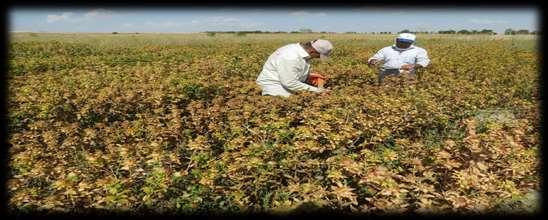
[256,43,323,97]
[368,45,430,70]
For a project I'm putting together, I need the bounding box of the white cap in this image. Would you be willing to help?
[311,39,333,59]
[396,33,416,43]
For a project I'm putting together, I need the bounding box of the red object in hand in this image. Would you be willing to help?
[308,72,327,88]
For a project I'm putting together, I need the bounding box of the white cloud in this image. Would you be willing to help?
[412,22,434,31]
[143,21,184,28]
[290,11,327,17]
[84,9,113,18]
[386,10,408,15]
[46,9,114,24]
[202,16,240,24]
[161,21,183,28]
[42,14,261,32]
[190,16,263,29]
[46,12,73,23]
[468,18,508,24]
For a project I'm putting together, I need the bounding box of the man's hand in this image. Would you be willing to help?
[367,59,379,67]
[309,72,326,79]
[401,64,415,71]
[319,88,331,96]
[308,72,327,88]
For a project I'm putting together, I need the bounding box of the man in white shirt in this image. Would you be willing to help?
[256,39,333,97]
[367,33,430,85]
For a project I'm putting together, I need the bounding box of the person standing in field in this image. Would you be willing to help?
[367,33,430,85]
[256,39,333,97]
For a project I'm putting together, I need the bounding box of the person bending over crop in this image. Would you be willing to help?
[367,33,430,85]
[256,39,333,97]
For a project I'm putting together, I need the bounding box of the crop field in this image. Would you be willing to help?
[7,33,540,214]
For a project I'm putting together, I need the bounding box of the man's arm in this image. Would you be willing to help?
[278,58,324,93]
[415,49,430,68]
[368,48,386,66]
[413,49,430,81]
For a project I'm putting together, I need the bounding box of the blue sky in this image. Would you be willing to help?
[9,7,539,34]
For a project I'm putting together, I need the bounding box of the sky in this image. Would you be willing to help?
[9,7,539,34]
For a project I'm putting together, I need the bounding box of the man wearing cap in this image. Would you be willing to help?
[367,33,430,85]
[256,39,333,97]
